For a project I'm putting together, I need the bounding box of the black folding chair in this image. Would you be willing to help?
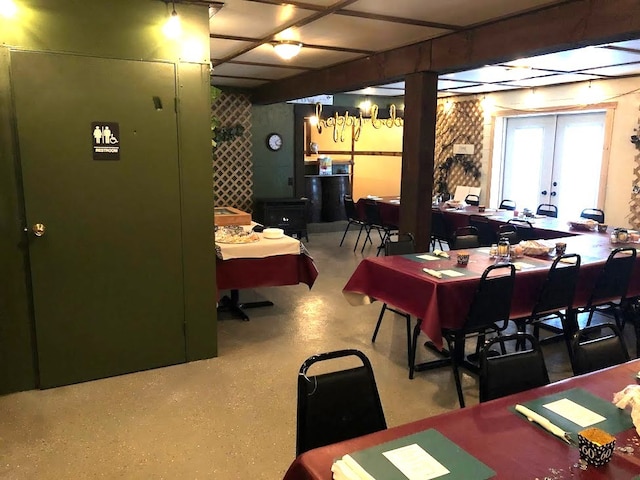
[580,208,605,223]
[571,323,630,375]
[340,195,368,251]
[296,349,387,456]
[499,199,516,211]
[514,254,581,354]
[536,203,558,218]
[468,214,495,247]
[479,333,549,402]
[497,224,518,245]
[361,199,396,256]
[442,263,516,407]
[372,234,415,369]
[450,225,479,250]
[465,194,480,206]
[507,218,535,241]
[430,210,451,250]
[575,247,636,330]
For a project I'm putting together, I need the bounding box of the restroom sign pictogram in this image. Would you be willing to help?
[92,122,120,160]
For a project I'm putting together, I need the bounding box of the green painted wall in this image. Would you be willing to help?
[251,103,295,199]
[0,0,216,394]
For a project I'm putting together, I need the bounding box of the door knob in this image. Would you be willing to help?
[32,223,46,237]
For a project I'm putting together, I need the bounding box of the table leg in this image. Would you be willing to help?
[217,289,274,321]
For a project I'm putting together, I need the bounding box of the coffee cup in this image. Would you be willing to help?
[555,242,567,256]
[597,223,608,233]
[456,251,470,266]
[478,205,486,213]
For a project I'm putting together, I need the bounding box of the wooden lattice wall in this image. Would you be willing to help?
[434,99,484,196]
[630,106,640,229]
[212,92,253,212]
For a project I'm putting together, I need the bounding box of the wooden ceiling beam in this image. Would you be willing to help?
[251,0,640,104]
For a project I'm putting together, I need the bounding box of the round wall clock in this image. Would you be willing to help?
[266,132,283,151]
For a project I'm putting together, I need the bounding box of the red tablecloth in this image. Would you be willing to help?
[216,253,318,291]
[343,234,640,350]
[282,360,640,480]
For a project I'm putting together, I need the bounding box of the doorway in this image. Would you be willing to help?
[10,51,186,388]
[499,111,607,218]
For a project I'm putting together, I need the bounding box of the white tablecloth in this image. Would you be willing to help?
[215,233,302,260]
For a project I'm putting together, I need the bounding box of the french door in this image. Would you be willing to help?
[501,112,606,218]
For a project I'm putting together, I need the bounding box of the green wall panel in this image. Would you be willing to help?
[251,103,295,199]
[0,0,216,394]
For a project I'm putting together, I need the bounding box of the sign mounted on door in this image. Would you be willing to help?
[92,122,120,160]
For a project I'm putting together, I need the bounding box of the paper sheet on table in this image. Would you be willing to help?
[543,398,606,428]
[512,262,535,269]
[453,186,481,202]
[416,254,439,261]
[382,444,450,480]
[440,270,465,277]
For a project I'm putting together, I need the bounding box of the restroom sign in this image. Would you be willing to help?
[92,122,120,160]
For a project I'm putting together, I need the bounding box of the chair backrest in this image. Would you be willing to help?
[497,224,518,245]
[468,214,495,247]
[507,218,535,241]
[450,225,480,250]
[465,194,480,206]
[296,349,387,456]
[536,203,558,218]
[532,254,581,317]
[384,233,415,256]
[479,333,549,402]
[571,324,630,376]
[580,208,605,223]
[587,247,636,307]
[465,263,516,333]
[431,210,451,241]
[499,199,516,211]
[362,199,384,227]
[343,195,360,221]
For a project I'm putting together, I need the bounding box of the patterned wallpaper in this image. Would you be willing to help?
[434,99,484,196]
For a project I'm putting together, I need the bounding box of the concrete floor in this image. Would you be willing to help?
[0,227,636,480]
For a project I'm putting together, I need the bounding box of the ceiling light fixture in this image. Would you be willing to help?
[0,0,18,18]
[164,2,182,39]
[273,40,302,60]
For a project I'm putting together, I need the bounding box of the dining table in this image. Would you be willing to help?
[216,229,318,320]
[282,359,640,480]
[342,233,640,352]
[356,195,603,240]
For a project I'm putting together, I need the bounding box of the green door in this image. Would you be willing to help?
[11,51,186,388]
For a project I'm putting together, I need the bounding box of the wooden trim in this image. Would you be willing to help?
[599,107,616,210]
[492,102,619,117]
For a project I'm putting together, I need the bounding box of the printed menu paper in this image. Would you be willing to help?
[382,444,450,480]
[543,398,606,428]
[416,254,439,261]
[440,270,465,277]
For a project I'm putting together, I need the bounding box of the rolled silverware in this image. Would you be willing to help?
[515,404,573,445]
[422,268,442,279]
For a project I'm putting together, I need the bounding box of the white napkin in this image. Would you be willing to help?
[613,384,640,436]
[422,268,442,278]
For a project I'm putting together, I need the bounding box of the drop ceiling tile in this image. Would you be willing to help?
[346,0,564,27]
[500,73,602,88]
[446,83,521,94]
[235,44,364,69]
[295,15,448,51]
[378,81,405,89]
[441,66,550,83]
[211,76,267,88]
[209,0,315,39]
[345,87,405,96]
[438,79,479,89]
[579,63,640,77]
[601,39,640,52]
[212,62,307,80]
[502,46,640,72]
[500,73,603,88]
[210,38,254,60]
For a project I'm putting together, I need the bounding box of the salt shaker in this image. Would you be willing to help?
[489,244,498,258]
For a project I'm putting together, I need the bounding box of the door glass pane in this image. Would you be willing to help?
[553,113,605,219]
